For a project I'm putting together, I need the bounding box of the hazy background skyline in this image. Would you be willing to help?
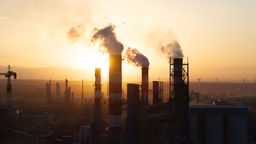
[0,0,256,82]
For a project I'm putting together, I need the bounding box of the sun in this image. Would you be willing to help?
[71,44,109,78]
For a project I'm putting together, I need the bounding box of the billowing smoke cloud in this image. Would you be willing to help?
[125,47,149,67]
[91,24,124,55]
[67,24,84,41]
[161,41,183,58]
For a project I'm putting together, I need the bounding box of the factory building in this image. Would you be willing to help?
[153,81,163,104]
[189,106,248,144]
[77,125,92,144]
[125,57,248,144]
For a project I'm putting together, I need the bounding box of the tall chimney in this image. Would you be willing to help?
[173,58,189,144]
[65,79,68,91]
[82,80,84,104]
[95,68,102,109]
[92,68,104,144]
[109,54,122,143]
[169,58,172,101]
[153,81,160,104]
[127,84,140,144]
[56,82,60,99]
[141,66,148,105]
[174,58,183,84]
[64,79,71,103]
[46,80,52,103]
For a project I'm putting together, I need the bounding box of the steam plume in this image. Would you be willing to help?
[125,47,149,67]
[67,24,84,41]
[161,41,183,58]
[91,24,124,55]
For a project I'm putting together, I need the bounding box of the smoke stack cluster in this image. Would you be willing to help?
[92,24,123,143]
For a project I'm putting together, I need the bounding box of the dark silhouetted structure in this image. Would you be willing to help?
[171,58,189,144]
[153,81,164,104]
[56,82,61,99]
[45,80,52,102]
[82,80,84,104]
[142,66,149,105]
[64,79,71,103]
[109,54,123,144]
[92,68,104,144]
[127,84,141,144]
[0,65,17,94]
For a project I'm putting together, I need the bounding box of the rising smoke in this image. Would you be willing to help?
[91,24,124,55]
[125,47,149,67]
[161,41,183,58]
[67,24,84,41]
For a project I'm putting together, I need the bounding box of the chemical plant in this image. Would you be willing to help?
[0,25,254,144]
[0,56,251,144]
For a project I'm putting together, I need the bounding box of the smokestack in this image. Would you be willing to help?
[91,25,124,143]
[109,54,122,143]
[56,82,60,99]
[95,68,102,108]
[172,57,189,144]
[65,79,68,92]
[92,68,104,144]
[82,80,84,104]
[124,47,149,104]
[127,84,140,144]
[153,81,160,104]
[142,66,149,104]
[64,79,71,103]
[46,80,52,103]
[174,58,183,84]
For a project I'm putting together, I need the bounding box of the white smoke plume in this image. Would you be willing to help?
[91,24,124,55]
[125,47,149,67]
[161,41,183,58]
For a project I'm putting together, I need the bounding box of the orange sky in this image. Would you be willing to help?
[0,0,256,82]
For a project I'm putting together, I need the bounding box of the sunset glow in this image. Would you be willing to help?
[0,0,256,82]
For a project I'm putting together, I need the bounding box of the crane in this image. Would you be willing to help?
[0,65,17,93]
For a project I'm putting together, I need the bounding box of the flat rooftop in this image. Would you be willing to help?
[189,105,248,115]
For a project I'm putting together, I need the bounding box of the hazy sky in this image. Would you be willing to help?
[0,0,256,82]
